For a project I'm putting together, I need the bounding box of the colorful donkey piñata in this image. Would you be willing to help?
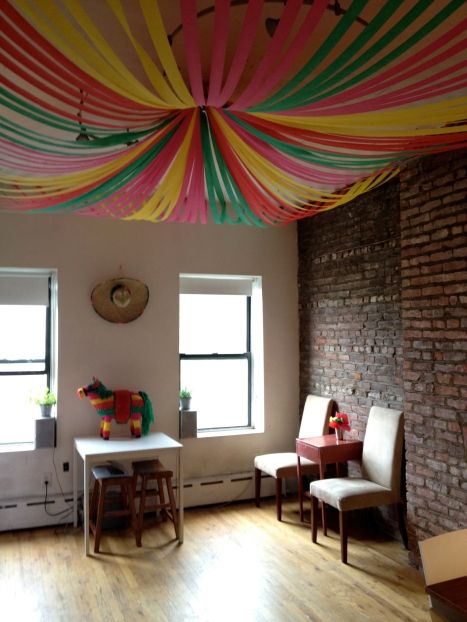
[77,378,154,440]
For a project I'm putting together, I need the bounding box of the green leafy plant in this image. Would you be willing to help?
[179,388,192,399]
[33,388,57,406]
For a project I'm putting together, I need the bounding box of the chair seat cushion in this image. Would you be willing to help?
[255,452,318,478]
[309,477,395,511]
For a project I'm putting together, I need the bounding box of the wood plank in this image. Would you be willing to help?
[0,499,431,621]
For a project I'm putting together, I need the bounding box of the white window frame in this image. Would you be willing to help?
[0,268,58,451]
[179,274,264,437]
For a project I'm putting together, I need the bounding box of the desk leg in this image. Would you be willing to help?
[73,445,78,528]
[297,456,304,522]
[84,457,90,556]
[178,448,184,543]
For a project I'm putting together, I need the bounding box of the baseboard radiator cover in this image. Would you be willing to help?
[0,472,279,531]
[0,494,74,531]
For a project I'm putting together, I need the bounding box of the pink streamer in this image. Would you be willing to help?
[220,111,366,186]
[232,0,302,109]
[230,0,329,110]
[207,0,230,107]
[217,0,264,106]
[180,0,205,105]
[297,20,467,113]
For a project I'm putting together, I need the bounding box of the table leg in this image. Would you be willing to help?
[297,456,304,522]
[73,445,78,528]
[84,457,90,556]
[178,448,184,543]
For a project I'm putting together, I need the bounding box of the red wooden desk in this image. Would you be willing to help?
[426,576,467,622]
[296,434,363,522]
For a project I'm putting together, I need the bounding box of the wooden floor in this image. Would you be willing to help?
[0,498,431,622]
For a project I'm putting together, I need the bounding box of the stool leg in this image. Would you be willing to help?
[166,475,179,539]
[94,481,105,553]
[89,480,99,528]
[126,480,141,547]
[157,477,167,522]
[138,474,148,536]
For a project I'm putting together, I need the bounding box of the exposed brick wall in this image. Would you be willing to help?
[400,150,467,562]
[298,148,467,563]
[298,179,403,432]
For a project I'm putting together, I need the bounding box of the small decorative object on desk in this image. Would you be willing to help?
[33,388,57,418]
[76,377,154,439]
[179,388,192,411]
[329,412,351,442]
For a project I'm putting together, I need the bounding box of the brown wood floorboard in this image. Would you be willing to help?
[0,498,431,622]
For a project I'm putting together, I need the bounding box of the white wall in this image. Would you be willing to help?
[0,213,299,501]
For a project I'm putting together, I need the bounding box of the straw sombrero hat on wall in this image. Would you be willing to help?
[91,277,149,323]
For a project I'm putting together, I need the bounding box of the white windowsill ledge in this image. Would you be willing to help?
[0,442,35,454]
[195,427,263,439]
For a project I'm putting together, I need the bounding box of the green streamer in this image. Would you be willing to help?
[23,127,177,213]
[251,0,368,111]
[226,113,397,169]
[297,0,465,106]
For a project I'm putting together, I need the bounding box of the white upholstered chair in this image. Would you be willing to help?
[419,528,467,615]
[309,406,406,563]
[254,394,333,521]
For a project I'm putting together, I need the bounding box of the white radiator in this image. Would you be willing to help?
[0,471,278,531]
[0,493,74,531]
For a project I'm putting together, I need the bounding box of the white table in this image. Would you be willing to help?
[73,432,183,555]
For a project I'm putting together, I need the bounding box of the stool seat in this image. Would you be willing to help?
[89,465,141,553]
[132,459,178,542]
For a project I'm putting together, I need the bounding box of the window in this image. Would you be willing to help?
[0,269,57,446]
[179,274,263,433]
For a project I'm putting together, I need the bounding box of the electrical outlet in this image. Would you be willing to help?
[43,472,53,487]
[63,461,69,472]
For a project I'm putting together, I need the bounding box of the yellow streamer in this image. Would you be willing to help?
[139,0,195,108]
[211,110,341,207]
[15,0,168,108]
[3,138,157,198]
[127,110,198,221]
[254,97,467,137]
[108,1,186,108]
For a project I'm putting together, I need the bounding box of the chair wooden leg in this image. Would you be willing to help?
[322,501,327,537]
[275,477,282,521]
[311,495,318,543]
[397,502,408,549]
[339,510,348,564]
[254,468,261,507]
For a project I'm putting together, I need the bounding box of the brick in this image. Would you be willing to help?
[299,149,467,560]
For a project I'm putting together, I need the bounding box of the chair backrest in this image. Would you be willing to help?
[361,406,404,498]
[298,395,333,438]
[419,528,467,585]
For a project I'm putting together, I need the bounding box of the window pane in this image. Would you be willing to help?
[180,359,249,429]
[0,306,46,363]
[180,295,247,354]
[0,375,47,444]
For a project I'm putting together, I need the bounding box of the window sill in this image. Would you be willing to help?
[0,442,35,454]
[195,427,263,439]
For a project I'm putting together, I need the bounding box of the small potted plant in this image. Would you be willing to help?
[179,388,192,411]
[34,388,57,418]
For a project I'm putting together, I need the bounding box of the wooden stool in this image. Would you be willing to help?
[132,459,179,541]
[89,465,141,553]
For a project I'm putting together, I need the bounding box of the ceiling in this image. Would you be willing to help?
[1,0,467,225]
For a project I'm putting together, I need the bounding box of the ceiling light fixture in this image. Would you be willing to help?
[75,88,96,142]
